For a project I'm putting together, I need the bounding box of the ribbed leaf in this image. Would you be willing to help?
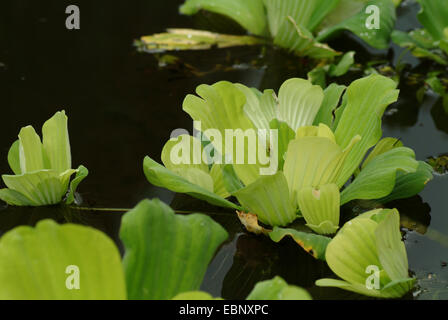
[236,85,276,130]
[0,220,126,299]
[317,0,396,49]
[42,110,72,173]
[2,170,69,206]
[361,137,403,169]
[162,135,209,173]
[298,183,340,235]
[334,74,399,186]
[120,199,228,300]
[283,135,359,207]
[0,188,34,206]
[318,0,368,30]
[313,83,346,127]
[277,78,324,132]
[18,126,45,173]
[143,156,240,210]
[340,147,418,205]
[269,226,331,260]
[65,165,89,205]
[376,212,409,281]
[209,163,230,198]
[316,209,414,298]
[7,140,21,175]
[246,276,312,300]
[378,161,433,203]
[274,18,340,59]
[180,0,268,36]
[264,0,339,36]
[233,171,296,227]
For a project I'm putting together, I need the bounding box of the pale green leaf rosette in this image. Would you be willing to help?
[0,220,126,299]
[246,276,312,300]
[120,199,228,300]
[316,209,415,298]
[0,111,88,206]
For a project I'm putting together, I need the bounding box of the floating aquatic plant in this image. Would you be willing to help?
[0,111,88,207]
[316,208,415,298]
[140,0,397,59]
[392,0,448,66]
[144,74,432,253]
[0,199,308,300]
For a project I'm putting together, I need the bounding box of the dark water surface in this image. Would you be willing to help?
[1,0,447,299]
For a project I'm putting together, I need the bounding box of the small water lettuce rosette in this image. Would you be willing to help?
[316,208,415,298]
[0,111,88,206]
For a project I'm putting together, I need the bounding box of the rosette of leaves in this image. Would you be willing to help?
[316,208,415,298]
[392,0,448,66]
[0,111,88,206]
[0,199,309,300]
[144,74,432,259]
[140,0,397,59]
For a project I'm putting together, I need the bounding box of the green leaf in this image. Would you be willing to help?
[264,0,339,35]
[42,110,72,173]
[277,78,324,131]
[246,276,312,300]
[17,126,45,173]
[180,0,268,36]
[143,156,240,210]
[328,51,355,77]
[0,188,34,206]
[209,163,230,198]
[236,85,276,130]
[233,171,297,227]
[65,165,89,205]
[269,119,295,170]
[316,209,415,298]
[317,0,396,50]
[139,29,266,52]
[2,170,73,206]
[334,74,399,186]
[378,161,433,203]
[313,83,346,127]
[274,17,340,59]
[173,291,222,300]
[120,199,228,300]
[298,183,340,235]
[222,164,244,194]
[283,135,360,207]
[340,147,418,205]
[7,140,21,175]
[416,0,448,41]
[269,226,331,260]
[318,0,369,30]
[0,220,126,299]
[361,137,403,169]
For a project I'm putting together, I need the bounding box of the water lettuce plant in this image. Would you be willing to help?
[0,111,88,206]
[392,0,448,65]
[316,208,415,298]
[0,199,308,300]
[140,0,398,59]
[144,74,432,249]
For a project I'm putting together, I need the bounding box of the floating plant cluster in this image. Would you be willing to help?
[0,0,444,300]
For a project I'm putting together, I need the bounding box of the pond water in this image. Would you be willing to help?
[1,0,447,299]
